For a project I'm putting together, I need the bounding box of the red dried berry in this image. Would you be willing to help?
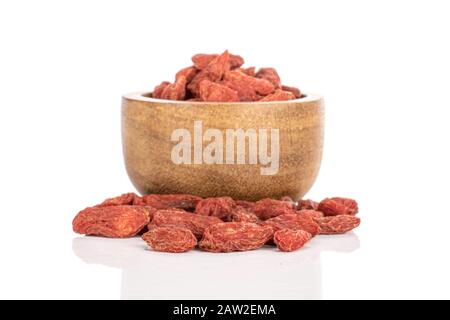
[259,89,296,102]
[280,196,297,209]
[199,222,274,253]
[198,80,239,102]
[132,196,146,206]
[256,68,281,89]
[274,229,312,252]
[280,196,294,202]
[151,209,222,239]
[139,194,202,211]
[297,209,324,219]
[281,85,302,98]
[95,193,139,207]
[236,67,256,77]
[175,66,199,83]
[152,81,171,99]
[298,199,319,211]
[231,207,260,223]
[318,197,359,216]
[192,52,244,70]
[73,205,151,238]
[160,75,187,100]
[188,51,232,95]
[143,207,157,223]
[142,226,197,253]
[234,200,254,210]
[265,213,320,236]
[222,70,275,101]
[195,197,236,221]
[152,52,303,102]
[252,198,296,220]
[315,215,361,234]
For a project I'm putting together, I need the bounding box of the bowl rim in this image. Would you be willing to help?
[123,91,323,105]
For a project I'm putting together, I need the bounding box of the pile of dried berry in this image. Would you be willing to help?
[151,51,302,102]
[73,194,360,253]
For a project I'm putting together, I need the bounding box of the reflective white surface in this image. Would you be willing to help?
[71,234,359,300]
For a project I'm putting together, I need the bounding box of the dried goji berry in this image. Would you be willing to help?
[280,196,294,203]
[151,51,304,102]
[195,197,236,221]
[96,193,139,207]
[192,52,244,70]
[151,209,222,239]
[274,229,312,252]
[140,194,202,211]
[73,205,151,238]
[265,213,320,236]
[222,70,275,101]
[318,197,359,216]
[152,81,171,99]
[198,80,239,102]
[175,66,199,83]
[256,68,281,89]
[259,89,296,102]
[280,196,297,209]
[252,198,296,220]
[142,226,197,253]
[235,200,255,211]
[297,209,324,220]
[199,222,274,252]
[298,199,319,211]
[160,75,187,100]
[315,215,361,234]
[188,51,232,95]
[231,207,260,223]
[281,85,302,98]
[235,66,256,77]
[132,196,146,206]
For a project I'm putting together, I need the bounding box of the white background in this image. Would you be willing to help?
[1,0,449,299]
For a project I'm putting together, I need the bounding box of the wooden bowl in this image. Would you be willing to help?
[122,92,324,201]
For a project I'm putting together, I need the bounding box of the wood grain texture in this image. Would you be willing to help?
[122,92,324,201]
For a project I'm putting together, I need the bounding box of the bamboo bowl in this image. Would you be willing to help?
[122,92,324,201]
